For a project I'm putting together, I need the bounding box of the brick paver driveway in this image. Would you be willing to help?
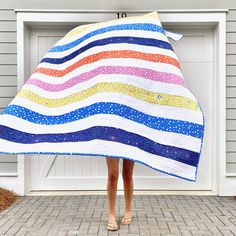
[0,195,236,236]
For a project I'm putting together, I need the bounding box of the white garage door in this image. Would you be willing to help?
[28,25,214,191]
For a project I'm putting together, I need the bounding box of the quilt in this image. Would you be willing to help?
[0,11,205,182]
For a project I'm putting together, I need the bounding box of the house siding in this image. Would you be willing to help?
[0,9,17,175]
[226,9,236,173]
[0,8,235,176]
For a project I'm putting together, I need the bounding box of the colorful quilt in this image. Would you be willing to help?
[0,11,205,182]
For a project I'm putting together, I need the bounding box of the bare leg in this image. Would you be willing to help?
[122,159,135,219]
[106,157,120,223]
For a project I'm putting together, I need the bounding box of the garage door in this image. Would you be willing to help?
[28,25,214,191]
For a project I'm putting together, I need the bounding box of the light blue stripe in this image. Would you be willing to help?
[1,103,204,139]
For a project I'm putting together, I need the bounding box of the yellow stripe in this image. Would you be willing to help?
[18,82,200,112]
[65,12,160,38]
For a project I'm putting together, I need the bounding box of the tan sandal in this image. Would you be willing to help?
[120,216,132,225]
[107,221,119,231]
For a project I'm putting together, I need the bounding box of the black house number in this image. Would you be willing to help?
[117,12,127,19]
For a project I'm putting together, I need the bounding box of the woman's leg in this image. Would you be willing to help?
[122,159,135,218]
[106,157,120,222]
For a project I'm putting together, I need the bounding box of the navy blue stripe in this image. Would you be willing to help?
[41,36,173,64]
[3,103,204,139]
[0,125,199,167]
[49,23,166,52]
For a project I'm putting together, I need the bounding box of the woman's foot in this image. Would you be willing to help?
[107,220,118,231]
[120,212,132,225]
[107,215,119,231]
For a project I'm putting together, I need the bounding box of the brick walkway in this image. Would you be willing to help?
[0,195,236,236]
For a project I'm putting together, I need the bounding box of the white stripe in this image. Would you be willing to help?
[24,74,196,100]
[31,58,183,83]
[0,113,201,152]
[45,29,171,59]
[0,138,196,181]
[56,17,164,47]
[40,43,178,70]
[10,93,203,125]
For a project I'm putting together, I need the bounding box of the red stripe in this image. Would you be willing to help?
[35,50,181,77]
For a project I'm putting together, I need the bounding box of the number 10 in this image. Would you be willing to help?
[117,12,127,19]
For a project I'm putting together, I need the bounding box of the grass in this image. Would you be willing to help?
[0,187,18,212]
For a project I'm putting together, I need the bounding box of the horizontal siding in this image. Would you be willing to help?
[227,10,236,21]
[227,109,236,119]
[218,10,234,168]
[227,98,236,108]
[0,43,16,53]
[0,32,16,42]
[0,163,17,175]
[227,120,236,130]
[227,66,236,75]
[226,164,236,173]
[0,97,15,107]
[0,10,15,21]
[0,76,18,86]
[0,65,17,75]
[226,10,236,173]
[0,9,17,175]
[0,54,16,64]
[0,87,17,97]
[227,131,236,140]
[226,44,236,54]
[227,153,236,167]
[226,76,236,86]
[227,21,236,32]
[227,32,236,44]
[227,87,236,97]
[0,21,16,31]
[227,55,236,64]
[227,142,236,152]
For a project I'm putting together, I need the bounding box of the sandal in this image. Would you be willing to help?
[107,221,119,231]
[120,216,132,225]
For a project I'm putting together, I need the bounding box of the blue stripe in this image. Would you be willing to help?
[49,23,166,52]
[0,125,199,167]
[41,36,173,64]
[2,103,204,139]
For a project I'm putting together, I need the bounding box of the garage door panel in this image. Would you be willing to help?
[29,26,214,191]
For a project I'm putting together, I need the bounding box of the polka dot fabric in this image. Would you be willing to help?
[0,11,205,182]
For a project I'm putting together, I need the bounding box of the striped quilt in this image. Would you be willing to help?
[0,11,205,182]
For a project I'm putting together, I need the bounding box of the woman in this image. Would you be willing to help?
[106,157,135,231]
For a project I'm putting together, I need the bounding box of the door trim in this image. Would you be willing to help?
[16,10,226,196]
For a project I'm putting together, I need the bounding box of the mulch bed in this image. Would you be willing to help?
[0,187,18,212]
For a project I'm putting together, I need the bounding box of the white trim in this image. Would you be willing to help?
[27,190,217,196]
[16,10,226,196]
[0,173,17,177]
[225,173,236,177]
[14,9,229,13]
[216,14,227,196]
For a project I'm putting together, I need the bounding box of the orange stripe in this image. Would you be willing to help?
[35,50,180,77]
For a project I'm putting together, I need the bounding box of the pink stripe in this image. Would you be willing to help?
[26,66,186,92]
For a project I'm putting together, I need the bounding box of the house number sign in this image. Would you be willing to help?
[117,12,128,19]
